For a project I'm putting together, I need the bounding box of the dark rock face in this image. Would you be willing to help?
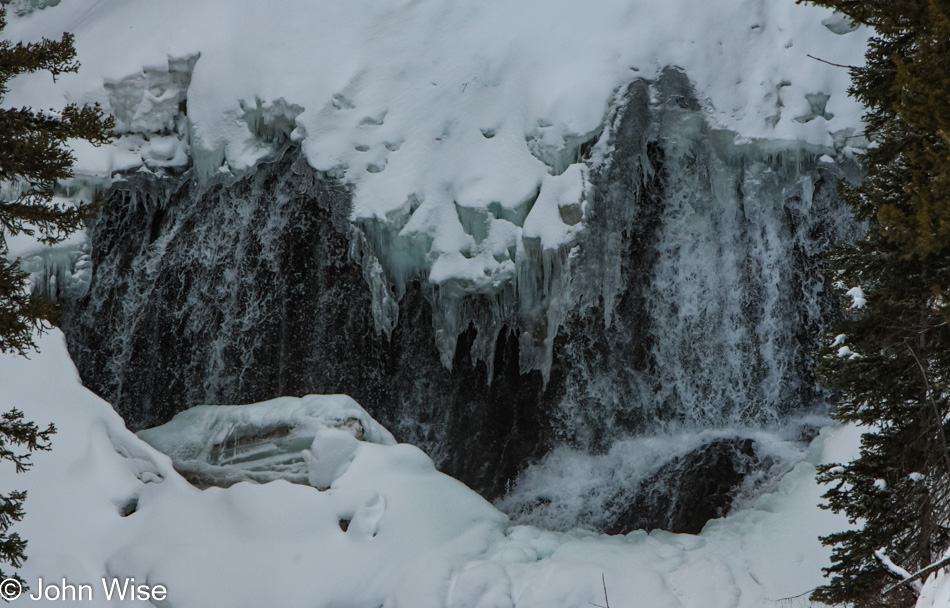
[604,439,760,535]
[544,70,855,450]
[62,147,550,500]
[62,69,857,531]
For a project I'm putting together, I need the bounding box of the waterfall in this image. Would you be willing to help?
[60,68,859,532]
[546,69,858,443]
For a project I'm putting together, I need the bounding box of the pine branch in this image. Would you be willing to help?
[882,554,950,595]
[806,54,864,70]
[0,409,55,473]
[903,340,950,472]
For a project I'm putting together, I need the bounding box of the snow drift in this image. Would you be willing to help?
[1,331,865,608]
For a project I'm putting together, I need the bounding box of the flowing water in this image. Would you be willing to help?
[47,68,859,531]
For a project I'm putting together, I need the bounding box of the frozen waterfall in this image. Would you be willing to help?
[59,69,859,532]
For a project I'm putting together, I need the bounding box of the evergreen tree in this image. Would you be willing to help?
[0,7,110,597]
[0,6,113,355]
[798,0,950,605]
[0,409,54,597]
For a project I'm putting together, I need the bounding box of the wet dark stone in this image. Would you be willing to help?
[604,439,760,535]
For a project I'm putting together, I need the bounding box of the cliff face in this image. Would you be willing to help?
[62,144,552,500]
[61,70,859,531]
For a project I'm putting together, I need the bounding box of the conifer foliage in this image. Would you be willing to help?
[0,8,109,598]
[799,0,950,606]
[0,409,54,597]
[0,6,113,355]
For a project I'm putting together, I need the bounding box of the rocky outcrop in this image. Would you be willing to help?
[63,69,856,532]
[604,439,760,535]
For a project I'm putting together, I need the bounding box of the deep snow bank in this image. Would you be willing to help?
[2,0,870,279]
[1,330,869,608]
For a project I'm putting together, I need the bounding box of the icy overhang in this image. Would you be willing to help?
[2,0,870,299]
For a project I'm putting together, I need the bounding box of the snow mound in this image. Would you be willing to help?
[138,395,396,489]
[2,330,867,608]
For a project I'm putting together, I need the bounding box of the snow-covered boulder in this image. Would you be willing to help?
[138,395,396,489]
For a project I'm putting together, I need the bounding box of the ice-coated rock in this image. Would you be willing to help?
[137,394,395,489]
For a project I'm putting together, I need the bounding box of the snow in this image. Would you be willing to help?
[1,330,870,607]
[874,548,922,594]
[836,344,863,360]
[918,555,950,608]
[0,2,892,603]
[1,0,871,286]
[846,286,867,309]
[137,395,396,488]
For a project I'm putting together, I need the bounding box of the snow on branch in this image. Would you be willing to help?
[875,548,922,595]
[846,286,866,309]
[882,553,950,597]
